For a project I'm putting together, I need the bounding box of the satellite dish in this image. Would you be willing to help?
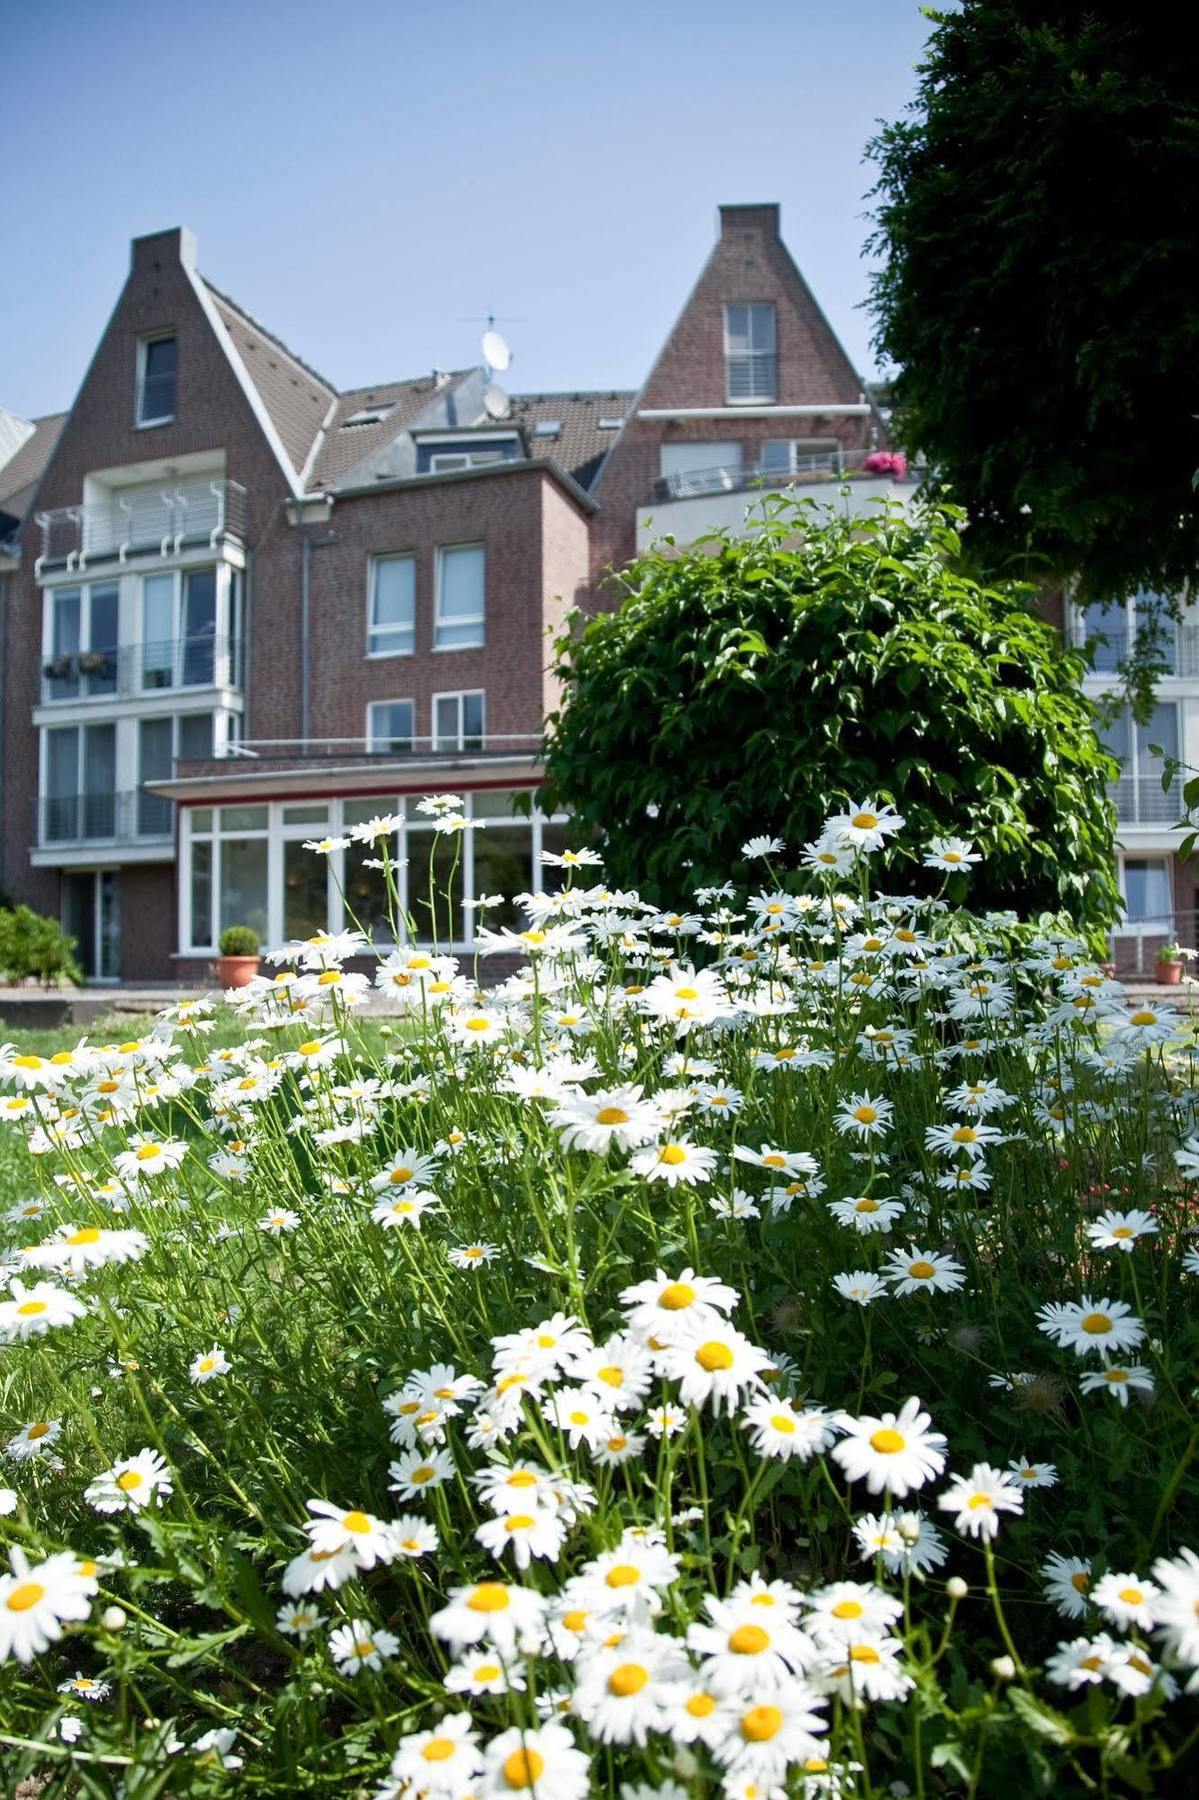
[483,383,509,421]
[482,328,511,372]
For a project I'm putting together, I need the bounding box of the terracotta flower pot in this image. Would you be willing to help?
[215,954,261,989]
[1156,960,1183,986]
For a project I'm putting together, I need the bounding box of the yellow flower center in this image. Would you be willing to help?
[1071,1572,1091,1593]
[562,1609,589,1632]
[762,1153,786,1167]
[1081,1312,1112,1335]
[16,1300,47,1317]
[342,1511,371,1534]
[135,1144,161,1162]
[502,1749,545,1789]
[832,1599,863,1619]
[686,1691,717,1717]
[659,1282,696,1310]
[696,1340,734,1372]
[852,812,878,829]
[596,1365,624,1387]
[1118,1586,1144,1606]
[595,1107,629,1126]
[850,1643,881,1664]
[853,1106,878,1124]
[116,1470,144,1491]
[855,1198,879,1213]
[422,1737,457,1763]
[505,1515,536,1533]
[605,1564,640,1589]
[5,1582,45,1612]
[11,1055,44,1070]
[410,1465,435,1484]
[297,1040,322,1056]
[741,1704,783,1743]
[1129,1010,1156,1027]
[908,1260,936,1280]
[474,1661,501,1681]
[660,1145,688,1166]
[770,1414,796,1434]
[66,1228,102,1246]
[27,1423,50,1440]
[467,1583,510,1613]
[729,1623,770,1655]
[608,1662,648,1696]
[967,1493,993,1511]
[869,1428,906,1455]
[465,1017,490,1033]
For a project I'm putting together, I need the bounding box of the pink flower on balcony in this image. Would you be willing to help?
[862,450,908,477]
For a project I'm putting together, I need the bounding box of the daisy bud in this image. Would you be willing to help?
[991,1655,1016,1681]
[947,1576,968,1601]
[897,1511,922,1545]
[101,1605,127,1631]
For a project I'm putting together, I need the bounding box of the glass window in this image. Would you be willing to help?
[473,822,533,931]
[368,700,415,753]
[191,807,213,835]
[86,585,119,694]
[182,569,217,685]
[344,797,400,826]
[434,692,485,752]
[220,837,268,942]
[724,303,777,402]
[472,788,521,819]
[46,588,81,699]
[343,838,397,945]
[1123,859,1171,924]
[143,574,175,689]
[190,840,213,944]
[407,828,465,945]
[138,718,173,836]
[284,839,330,940]
[44,727,79,842]
[282,803,329,826]
[178,713,214,762]
[435,545,485,649]
[369,555,416,656]
[83,723,117,838]
[138,336,176,424]
[221,805,268,832]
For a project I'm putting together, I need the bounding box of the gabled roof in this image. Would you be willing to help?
[309,373,475,489]
[0,411,67,520]
[508,391,635,490]
[203,282,337,482]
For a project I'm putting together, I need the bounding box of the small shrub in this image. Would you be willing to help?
[0,905,82,986]
[218,924,260,957]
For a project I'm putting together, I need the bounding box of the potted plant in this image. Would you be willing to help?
[1157,942,1184,986]
[215,924,261,988]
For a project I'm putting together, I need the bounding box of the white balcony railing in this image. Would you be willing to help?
[37,479,246,571]
[1112,775,1180,827]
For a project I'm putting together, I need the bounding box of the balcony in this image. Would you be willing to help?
[637,449,919,553]
[40,635,242,704]
[35,789,173,851]
[36,479,246,572]
[1113,775,1180,827]
[651,447,914,504]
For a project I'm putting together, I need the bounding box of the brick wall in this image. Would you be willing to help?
[589,203,883,592]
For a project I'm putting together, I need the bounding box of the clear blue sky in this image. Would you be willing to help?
[0,0,935,419]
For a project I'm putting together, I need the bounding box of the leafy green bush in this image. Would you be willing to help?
[0,904,83,986]
[218,924,260,957]
[542,499,1121,937]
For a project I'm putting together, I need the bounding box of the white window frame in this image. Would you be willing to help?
[367,553,416,659]
[179,789,569,956]
[135,333,177,428]
[433,543,485,651]
[724,302,777,404]
[138,565,230,690]
[366,698,415,753]
[432,689,485,752]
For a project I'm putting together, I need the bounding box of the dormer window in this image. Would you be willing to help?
[724,303,776,403]
[136,335,176,426]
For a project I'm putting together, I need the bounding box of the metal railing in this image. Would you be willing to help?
[35,789,174,849]
[1112,775,1180,826]
[1069,622,1199,680]
[37,479,247,569]
[40,635,242,703]
[1110,908,1199,977]
[651,447,915,503]
[205,732,543,766]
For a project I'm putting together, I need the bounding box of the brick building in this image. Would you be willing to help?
[0,204,949,981]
